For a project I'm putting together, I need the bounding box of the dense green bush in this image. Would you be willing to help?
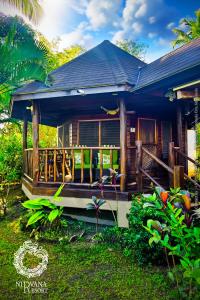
[0,129,22,182]
[101,194,165,265]
[124,195,165,264]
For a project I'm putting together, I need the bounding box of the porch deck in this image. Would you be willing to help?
[23,145,137,202]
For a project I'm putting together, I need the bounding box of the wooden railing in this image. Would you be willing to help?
[135,140,200,193]
[135,140,186,191]
[169,142,200,190]
[24,146,120,185]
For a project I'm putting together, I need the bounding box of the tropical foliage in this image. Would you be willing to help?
[0,124,23,182]
[1,0,43,24]
[143,187,200,299]
[86,196,106,233]
[116,39,147,60]
[0,15,49,124]
[22,184,64,231]
[172,9,200,47]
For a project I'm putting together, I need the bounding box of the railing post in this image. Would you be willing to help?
[173,165,184,188]
[168,142,174,186]
[135,140,143,192]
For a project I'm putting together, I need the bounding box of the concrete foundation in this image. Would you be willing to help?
[22,184,131,228]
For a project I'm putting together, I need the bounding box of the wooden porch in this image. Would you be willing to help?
[21,91,200,199]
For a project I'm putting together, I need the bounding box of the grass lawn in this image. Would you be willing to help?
[0,191,173,300]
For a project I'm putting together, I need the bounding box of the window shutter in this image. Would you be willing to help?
[79,121,99,146]
[101,120,120,146]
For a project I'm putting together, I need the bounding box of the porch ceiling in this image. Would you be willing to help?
[11,89,178,127]
[11,92,128,126]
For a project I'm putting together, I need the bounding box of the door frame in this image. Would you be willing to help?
[137,117,157,145]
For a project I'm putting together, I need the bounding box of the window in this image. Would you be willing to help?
[101,120,120,146]
[79,120,120,146]
[79,121,99,146]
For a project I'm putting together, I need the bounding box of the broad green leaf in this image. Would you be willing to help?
[180,259,189,269]
[27,211,44,226]
[53,184,64,200]
[143,202,156,208]
[168,271,175,282]
[22,202,43,209]
[37,199,56,208]
[86,203,95,210]
[98,199,106,207]
[175,208,182,218]
[183,270,192,278]
[48,209,59,223]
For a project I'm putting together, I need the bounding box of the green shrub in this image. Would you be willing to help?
[124,194,165,265]
[0,131,22,182]
[21,185,65,238]
[143,188,200,298]
[101,194,165,265]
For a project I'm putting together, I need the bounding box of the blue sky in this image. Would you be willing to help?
[1,0,200,62]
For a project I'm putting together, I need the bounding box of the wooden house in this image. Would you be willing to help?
[11,39,200,226]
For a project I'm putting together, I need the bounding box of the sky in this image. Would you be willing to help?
[1,0,200,62]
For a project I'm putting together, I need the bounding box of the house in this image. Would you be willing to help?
[11,39,200,227]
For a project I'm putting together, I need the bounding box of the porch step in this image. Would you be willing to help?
[143,175,169,191]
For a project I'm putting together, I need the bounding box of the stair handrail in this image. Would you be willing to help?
[173,146,200,168]
[142,146,174,174]
[170,142,200,190]
[140,167,164,189]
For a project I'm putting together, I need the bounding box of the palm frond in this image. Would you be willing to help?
[2,0,43,24]
[172,9,200,47]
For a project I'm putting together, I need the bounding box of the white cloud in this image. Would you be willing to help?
[135,2,147,18]
[59,22,94,50]
[132,22,142,33]
[158,37,171,46]
[85,0,121,30]
[148,32,157,38]
[38,0,72,39]
[149,16,156,24]
[68,0,88,15]
[166,22,175,30]
[112,0,146,42]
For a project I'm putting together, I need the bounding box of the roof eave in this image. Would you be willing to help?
[12,84,132,101]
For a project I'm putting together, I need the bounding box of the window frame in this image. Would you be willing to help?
[77,118,120,146]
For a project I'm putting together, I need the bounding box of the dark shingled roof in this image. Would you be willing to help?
[15,40,146,95]
[135,37,200,89]
[14,38,200,96]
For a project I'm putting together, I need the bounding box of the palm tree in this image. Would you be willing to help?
[1,0,43,24]
[0,16,49,123]
[172,9,200,48]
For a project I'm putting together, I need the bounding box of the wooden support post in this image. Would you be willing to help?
[173,165,184,188]
[81,149,84,183]
[176,103,183,159]
[168,142,175,186]
[32,101,39,185]
[135,140,143,192]
[22,114,28,175]
[120,99,127,192]
[23,114,28,151]
[90,149,93,184]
